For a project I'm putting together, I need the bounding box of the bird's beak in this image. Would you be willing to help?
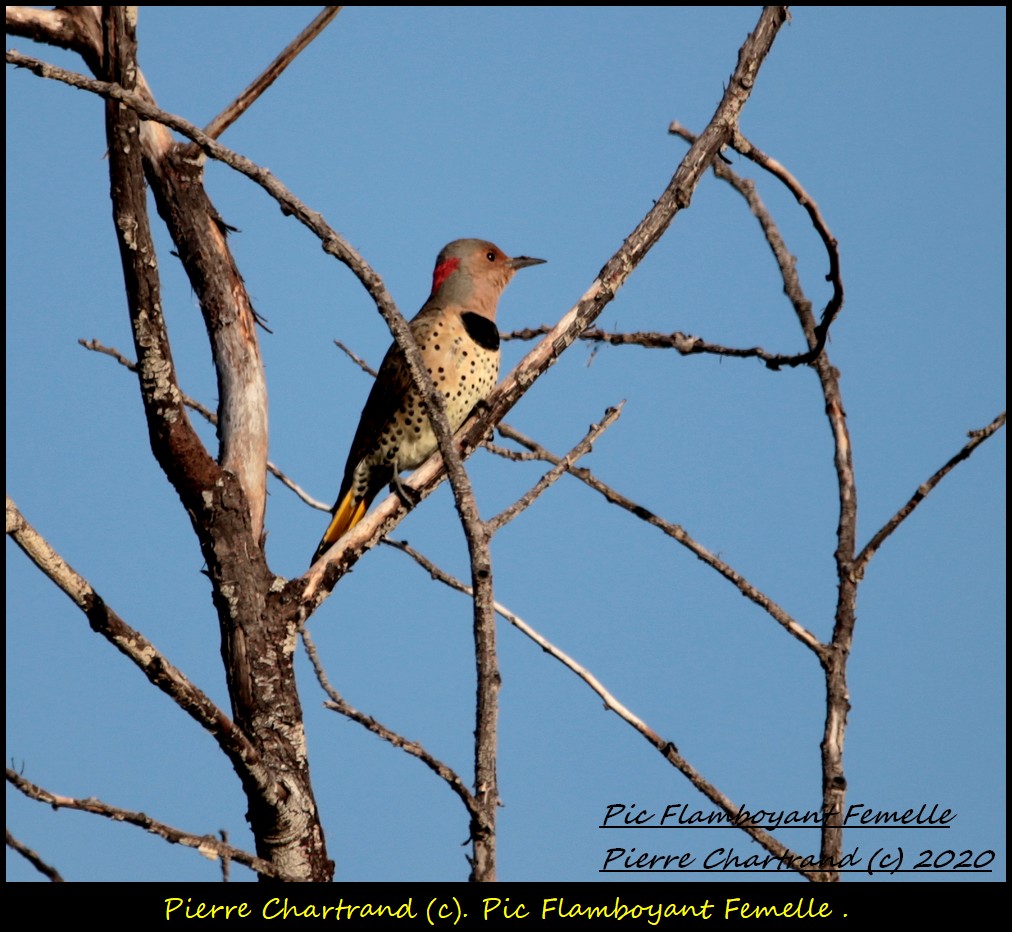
[508,255,547,270]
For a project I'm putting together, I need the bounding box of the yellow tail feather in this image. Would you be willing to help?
[312,490,369,564]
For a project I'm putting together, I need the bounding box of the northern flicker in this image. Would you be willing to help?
[311,239,545,564]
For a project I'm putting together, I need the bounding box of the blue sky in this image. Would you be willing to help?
[6,7,1005,883]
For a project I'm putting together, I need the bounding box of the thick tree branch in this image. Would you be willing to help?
[95,12,270,745]
[79,337,330,510]
[5,6,103,71]
[5,495,259,770]
[98,12,220,519]
[17,10,332,880]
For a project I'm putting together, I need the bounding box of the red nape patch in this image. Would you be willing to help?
[431,256,461,294]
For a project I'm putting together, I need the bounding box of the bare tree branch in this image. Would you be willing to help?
[79,338,218,423]
[86,20,328,855]
[503,324,812,368]
[334,339,378,377]
[729,128,845,355]
[385,537,828,881]
[854,411,1006,579]
[299,6,791,603]
[6,6,103,69]
[683,111,855,873]
[203,7,342,141]
[669,112,860,875]
[3,48,403,344]
[79,337,330,511]
[300,627,479,819]
[6,828,64,882]
[269,468,331,512]
[483,440,543,463]
[7,43,269,540]
[488,404,624,532]
[97,12,220,516]
[99,22,278,823]
[384,538,661,735]
[6,769,290,881]
[5,495,259,768]
[673,110,855,875]
[219,830,232,884]
[668,121,845,369]
[495,424,824,656]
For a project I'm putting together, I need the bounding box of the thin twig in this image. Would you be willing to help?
[854,412,1006,579]
[79,338,331,511]
[334,339,377,377]
[487,404,624,532]
[203,8,342,141]
[6,829,64,882]
[383,538,656,735]
[495,424,824,657]
[503,325,807,368]
[485,440,544,463]
[270,468,330,511]
[730,129,845,352]
[6,769,288,880]
[300,627,479,818]
[5,48,404,347]
[669,120,845,368]
[79,338,216,422]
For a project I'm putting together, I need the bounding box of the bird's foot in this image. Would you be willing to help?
[390,473,420,509]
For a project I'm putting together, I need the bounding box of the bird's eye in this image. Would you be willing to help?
[486,251,497,262]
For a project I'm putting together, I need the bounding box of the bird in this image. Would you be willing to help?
[311,238,545,564]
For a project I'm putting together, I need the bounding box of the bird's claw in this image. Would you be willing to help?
[390,473,420,509]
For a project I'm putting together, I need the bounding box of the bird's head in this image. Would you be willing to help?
[429,238,545,315]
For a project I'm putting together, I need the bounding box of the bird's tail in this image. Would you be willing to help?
[311,489,371,565]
